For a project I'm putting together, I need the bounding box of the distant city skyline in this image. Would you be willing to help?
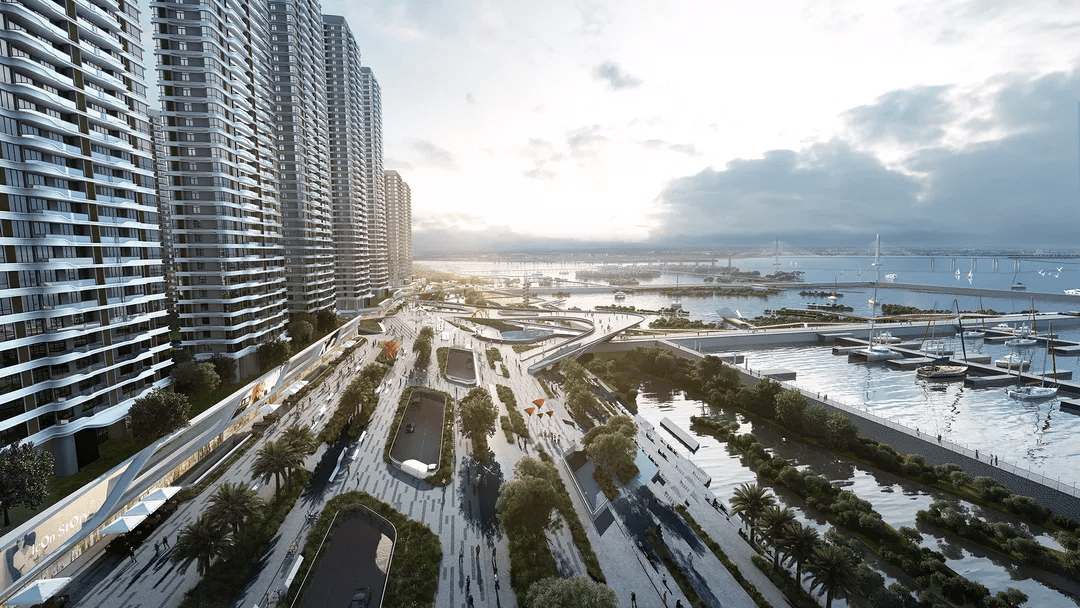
[320,0,1080,251]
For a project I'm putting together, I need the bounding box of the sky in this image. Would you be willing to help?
[315,1,1080,251]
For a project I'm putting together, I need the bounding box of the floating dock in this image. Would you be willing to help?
[660,417,700,452]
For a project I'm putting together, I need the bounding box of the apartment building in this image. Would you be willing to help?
[153,0,287,380]
[323,15,371,313]
[384,170,412,288]
[270,0,334,315]
[0,0,171,474]
[359,66,387,297]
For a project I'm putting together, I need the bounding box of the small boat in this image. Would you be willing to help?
[1013,324,1034,337]
[922,339,953,357]
[885,273,898,281]
[1005,337,1037,348]
[1065,288,1080,295]
[613,291,626,299]
[917,364,968,379]
[874,332,901,344]
[961,329,985,339]
[1011,283,1027,291]
[994,353,1031,370]
[1008,385,1057,400]
[991,323,1013,333]
[1007,323,1058,400]
[859,344,894,361]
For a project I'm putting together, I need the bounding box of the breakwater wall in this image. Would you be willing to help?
[585,330,1080,520]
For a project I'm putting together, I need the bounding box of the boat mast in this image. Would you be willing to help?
[955,299,967,362]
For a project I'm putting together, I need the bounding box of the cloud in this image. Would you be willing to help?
[845,85,954,144]
[465,92,475,104]
[567,125,608,157]
[384,157,414,170]
[650,140,922,244]
[592,61,642,90]
[409,139,458,169]
[651,68,1080,249]
[521,138,563,179]
[641,139,701,156]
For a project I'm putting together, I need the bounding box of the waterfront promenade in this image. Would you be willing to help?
[47,304,780,608]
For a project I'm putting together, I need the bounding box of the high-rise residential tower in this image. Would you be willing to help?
[153,0,287,380]
[0,0,171,474]
[384,170,412,288]
[322,15,370,313]
[270,0,333,315]
[359,67,387,297]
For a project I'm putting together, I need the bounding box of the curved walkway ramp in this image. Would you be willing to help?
[525,311,645,374]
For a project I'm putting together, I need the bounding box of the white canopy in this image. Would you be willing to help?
[123,499,165,517]
[100,515,147,534]
[5,578,71,606]
[143,486,182,502]
[258,403,279,415]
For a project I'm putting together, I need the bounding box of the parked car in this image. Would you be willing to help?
[349,587,371,608]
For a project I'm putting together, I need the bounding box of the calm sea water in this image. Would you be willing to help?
[634,383,1080,606]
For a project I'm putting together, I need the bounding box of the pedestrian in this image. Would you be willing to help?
[663,590,667,605]
[459,548,464,563]
[163,536,169,549]
[631,591,637,607]
[154,541,160,555]
[476,544,480,558]
[466,575,470,593]
[128,547,136,564]
[975,449,978,458]
[662,575,667,588]
[494,574,500,590]
[468,593,474,606]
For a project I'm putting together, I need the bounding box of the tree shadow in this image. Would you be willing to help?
[458,454,505,539]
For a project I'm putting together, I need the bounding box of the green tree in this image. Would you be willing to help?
[288,319,314,344]
[281,424,317,458]
[730,482,775,546]
[581,416,638,487]
[761,505,797,569]
[773,390,806,428]
[257,337,292,370]
[525,575,619,608]
[496,458,561,538]
[459,387,498,460]
[316,309,341,335]
[171,361,220,396]
[208,355,237,384]
[0,442,54,526]
[783,522,820,587]
[207,482,264,535]
[807,544,862,608]
[252,439,302,500]
[128,389,190,442]
[172,514,233,575]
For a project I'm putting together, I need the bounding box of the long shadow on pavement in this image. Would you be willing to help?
[458,455,504,540]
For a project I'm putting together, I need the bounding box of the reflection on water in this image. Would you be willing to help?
[709,341,1080,485]
[634,382,1080,606]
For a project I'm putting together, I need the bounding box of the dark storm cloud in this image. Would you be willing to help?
[592,61,642,90]
[650,140,921,244]
[650,69,1080,249]
[845,85,954,143]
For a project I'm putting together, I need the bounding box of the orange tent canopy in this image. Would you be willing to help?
[533,398,545,407]
[525,406,536,416]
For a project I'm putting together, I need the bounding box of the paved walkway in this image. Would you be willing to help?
[65,304,791,608]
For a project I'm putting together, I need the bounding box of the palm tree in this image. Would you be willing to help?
[252,439,300,500]
[761,505,796,569]
[172,514,233,575]
[208,482,265,535]
[782,522,820,587]
[807,544,861,608]
[730,482,775,546]
[281,424,317,458]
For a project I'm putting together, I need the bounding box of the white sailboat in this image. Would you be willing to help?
[859,320,893,361]
[1008,323,1058,400]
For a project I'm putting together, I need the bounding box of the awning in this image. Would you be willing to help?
[5,578,71,606]
[123,499,165,517]
[259,403,279,415]
[143,486,182,502]
[100,515,147,534]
